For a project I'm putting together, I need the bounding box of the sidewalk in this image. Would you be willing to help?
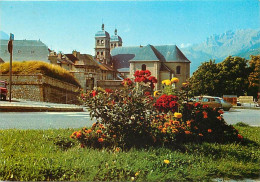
[0,99,84,112]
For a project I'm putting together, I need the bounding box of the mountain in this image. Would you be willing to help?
[180,29,260,73]
[0,31,9,40]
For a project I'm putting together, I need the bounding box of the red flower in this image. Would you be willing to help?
[145,70,151,77]
[203,111,208,119]
[218,110,224,114]
[105,88,113,93]
[98,138,104,143]
[76,131,82,139]
[144,91,151,96]
[194,102,200,107]
[203,105,209,109]
[92,90,97,97]
[238,134,243,139]
[208,129,212,133]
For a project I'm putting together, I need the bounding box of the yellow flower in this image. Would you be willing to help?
[182,82,188,87]
[174,112,182,118]
[171,77,179,83]
[165,80,172,86]
[162,79,171,85]
[153,90,160,97]
[135,172,140,176]
[164,160,170,164]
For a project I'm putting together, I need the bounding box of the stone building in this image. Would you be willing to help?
[0,39,49,62]
[111,44,191,90]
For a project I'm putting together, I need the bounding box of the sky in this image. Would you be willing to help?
[0,0,260,55]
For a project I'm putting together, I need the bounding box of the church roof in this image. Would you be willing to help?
[111,35,122,42]
[111,44,190,71]
[95,30,110,38]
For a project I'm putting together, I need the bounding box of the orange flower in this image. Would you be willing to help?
[194,126,198,130]
[164,122,170,128]
[96,130,102,134]
[85,129,92,134]
[172,129,178,133]
[99,124,104,129]
[162,127,167,133]
[203,111,208,119]
[76,131,82,139]
[218,110,224,114]
[217,116,222,120]
[185,131,191,134]
[101,134,107,138]
[199,133,203,136]
[98,138,104,143]
[113,135,116,138]
[208,129,212,133]
[158,125,163,129]
[173,120,180,125]
[238,134,243,139]
[115,147,120,152]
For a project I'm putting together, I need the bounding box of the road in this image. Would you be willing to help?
[223,108,260,126]
[0,112,96,129]
[0,108,259,129]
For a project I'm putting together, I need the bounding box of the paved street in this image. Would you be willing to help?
[0,108,259,130]
[0,112,96,129]
[223,108,260,126]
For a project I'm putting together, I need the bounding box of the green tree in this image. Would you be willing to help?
[248,55,260,99]
[189,60,221,96]
[189,56,250,97]
[217,56,250,96]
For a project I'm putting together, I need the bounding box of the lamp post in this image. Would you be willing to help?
[8,33,14,102]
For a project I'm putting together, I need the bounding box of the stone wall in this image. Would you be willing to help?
[0,74,80,104]
[97,80,123,90]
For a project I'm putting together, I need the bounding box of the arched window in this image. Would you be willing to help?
[176,66,181,74]
[142,64,146,71]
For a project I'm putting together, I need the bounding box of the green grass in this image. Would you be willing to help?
[0,126,259,181]
[0,61,81,87]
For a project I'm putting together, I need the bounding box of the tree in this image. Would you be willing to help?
[217,56,250,96]
[189,60,221,96]
[189,56,250,97]
[248,55,260,99]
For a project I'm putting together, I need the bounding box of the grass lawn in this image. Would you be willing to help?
[0,125,259,181]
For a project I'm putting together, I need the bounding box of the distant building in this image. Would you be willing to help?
[0,39,49,62]
[111,44,191,90]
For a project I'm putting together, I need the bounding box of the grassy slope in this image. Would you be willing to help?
[0,126,259,181]
[0,61,81,87]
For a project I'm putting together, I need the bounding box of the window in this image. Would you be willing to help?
[18,50,21,53]
[101,52,103,56]
[176,66,181,74]
[31,51,35,54]
[97,52,99,55]
[142,64,146,71]
[101,40,104,44]
[97,40,100,44]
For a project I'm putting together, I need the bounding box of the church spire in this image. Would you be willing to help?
[102,23,104,31]
[115,28,117,35]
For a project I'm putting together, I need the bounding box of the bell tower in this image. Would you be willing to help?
[95,24,111,64]
[110,28,123,51]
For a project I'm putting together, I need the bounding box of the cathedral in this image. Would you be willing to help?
[94,24,191,90]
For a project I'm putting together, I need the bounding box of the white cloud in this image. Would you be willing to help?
[179,43,192,48]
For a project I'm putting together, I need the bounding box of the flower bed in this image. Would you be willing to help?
[72,70,242,149]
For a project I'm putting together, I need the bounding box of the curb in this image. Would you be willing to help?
[0,105,84,112]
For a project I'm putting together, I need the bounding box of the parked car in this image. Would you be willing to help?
[0,81,7,101]
[214,97,232,111]
[193,96,222,109]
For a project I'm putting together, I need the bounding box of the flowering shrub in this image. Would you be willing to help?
[72,71,243,149]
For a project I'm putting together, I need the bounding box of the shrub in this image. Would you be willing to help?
[72,71,242,149]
